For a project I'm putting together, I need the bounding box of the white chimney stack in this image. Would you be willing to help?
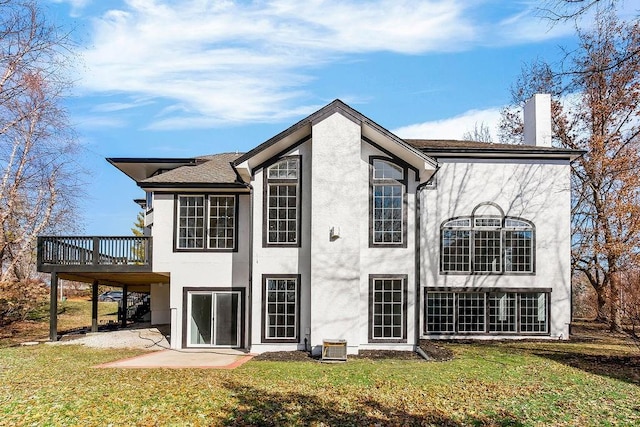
[523,93,552,147]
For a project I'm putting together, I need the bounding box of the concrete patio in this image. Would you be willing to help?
[48,326,254,369]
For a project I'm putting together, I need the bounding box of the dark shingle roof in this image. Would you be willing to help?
[139,152,244,186]
[137,139,582,189]
[406,139,583,157]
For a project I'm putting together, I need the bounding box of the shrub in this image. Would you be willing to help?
[0,280,49,326]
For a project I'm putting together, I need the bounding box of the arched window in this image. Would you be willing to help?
[440,206,534,274]
[370,157,406,247]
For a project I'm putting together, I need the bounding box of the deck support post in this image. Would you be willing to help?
[91,280,99,332]
[121,285,128,328]
[49,272,58,341]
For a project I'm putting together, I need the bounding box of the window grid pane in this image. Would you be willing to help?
[267,184,297,243]
[440,216,533,274]
[488,293,516,332]
[441,230,471,272]
[474,218,501,227]
[268,158,299,179]
[424,291,549,335]
[208,196,235,249]
[373,184,403,243]
[474,230,501,272]
[520,293,547,333]
[373,159,404,180]
[426,292,455,333]
[178,196,205,248]
[457,293,485,332]
[265,278,297,339]
[505,230,532,272]
[372,279,404,339]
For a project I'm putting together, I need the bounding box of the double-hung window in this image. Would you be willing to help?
[265,157,300,246]
[176,195,237,251]
[370,158,406,247]
[263,275,300,342]
[441,215,534,274]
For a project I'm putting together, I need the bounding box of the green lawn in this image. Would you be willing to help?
[0,336,638,426]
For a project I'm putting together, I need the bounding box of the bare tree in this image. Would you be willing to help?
[462,122,493,143]
[540,0,620,21]
[499,12,640,330]
[0,1,83,281]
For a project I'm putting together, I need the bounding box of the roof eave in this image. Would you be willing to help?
[107,157,198,182]
[138,182,249,191]
[421,149,585,161]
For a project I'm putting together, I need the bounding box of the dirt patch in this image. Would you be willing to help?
[252,341,454,362]
[252,351,316,361]
[419,340,455,361]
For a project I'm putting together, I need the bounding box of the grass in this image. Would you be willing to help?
[0,303,639,426]
[0,298,118,348]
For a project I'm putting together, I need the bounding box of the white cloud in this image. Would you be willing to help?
[492,8,575,44]
[75,0,573,129]
[72,115,127,129]
[92,99,154,113]
[50,0,91,17]
[393,107,503,141]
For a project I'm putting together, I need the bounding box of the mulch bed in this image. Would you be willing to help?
[252,340,454,362]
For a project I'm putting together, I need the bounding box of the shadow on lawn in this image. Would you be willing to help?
[518,321,640,386]
[222,380,523,427]
[531,348,640,386]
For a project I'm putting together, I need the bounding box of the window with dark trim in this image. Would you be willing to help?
[175,194,237,251]
[264,157,300,246]
[488,292,516,332]
[369,275,407,343]
[262,275,300,342]
[425,290,549,335]
[370,158,406,247]
[440,216,534,274]
[208,196,236,249]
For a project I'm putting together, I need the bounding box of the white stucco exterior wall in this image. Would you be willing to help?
[309,113,363,354]
[249,142,312,353]
[420,158,572,339]
[151,192,251,349]
[357,143,417,351]
[249,113,421,354]
[150,282,170,325]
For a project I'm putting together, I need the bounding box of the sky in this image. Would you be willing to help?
[43,0,633,236]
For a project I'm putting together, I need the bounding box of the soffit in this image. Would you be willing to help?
[107,158,198,182]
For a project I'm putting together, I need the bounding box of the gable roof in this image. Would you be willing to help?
[232,99,438,182]
[109,101,584,188]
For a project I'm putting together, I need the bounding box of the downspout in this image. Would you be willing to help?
[246,183,254,350]
[232,160,254,351]
[415,166,440,358]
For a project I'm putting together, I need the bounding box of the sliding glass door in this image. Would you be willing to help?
[187,291,241,347]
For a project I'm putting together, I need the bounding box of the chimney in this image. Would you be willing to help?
[523,93,552,147]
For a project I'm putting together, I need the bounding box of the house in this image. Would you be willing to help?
[38,96,582,354]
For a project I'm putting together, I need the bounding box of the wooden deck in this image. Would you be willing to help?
[37,236,153,273]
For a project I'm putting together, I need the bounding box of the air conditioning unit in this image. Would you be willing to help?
[322,339,347,361]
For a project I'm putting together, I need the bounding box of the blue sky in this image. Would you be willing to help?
[44,0,631,235]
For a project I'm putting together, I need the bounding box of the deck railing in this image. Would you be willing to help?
[37,236,152,269]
